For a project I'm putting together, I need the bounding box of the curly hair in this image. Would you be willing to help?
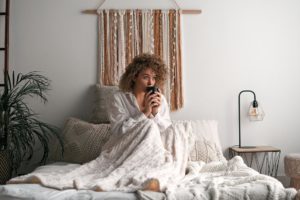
[119,53,167,92]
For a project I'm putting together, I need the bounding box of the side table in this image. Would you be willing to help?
[229,146,281,177]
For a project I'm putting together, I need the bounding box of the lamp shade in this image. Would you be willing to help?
[248,100,265,121]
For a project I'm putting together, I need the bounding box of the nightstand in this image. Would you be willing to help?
[229,146,281,177]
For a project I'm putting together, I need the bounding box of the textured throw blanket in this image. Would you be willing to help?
[164,156,299,200]
[8,119,192,192]
[7,119,300,200]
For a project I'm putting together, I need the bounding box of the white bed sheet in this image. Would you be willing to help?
[0,162,139,200]
[0,184,137,200]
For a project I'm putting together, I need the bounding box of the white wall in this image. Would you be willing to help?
[9,0,300,176]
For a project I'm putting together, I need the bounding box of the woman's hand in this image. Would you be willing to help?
[151,91,161,116]
[142,92,153,117]
[143,91,161,117]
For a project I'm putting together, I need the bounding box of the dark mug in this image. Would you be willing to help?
[146,86,159,94]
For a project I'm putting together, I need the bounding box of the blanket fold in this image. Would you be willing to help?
[165,156,298,200]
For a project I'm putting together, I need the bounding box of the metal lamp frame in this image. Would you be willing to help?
[238,90,259,148]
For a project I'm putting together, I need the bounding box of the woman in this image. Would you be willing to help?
[108,53,171,137]
[103,53,171,192]
[8,54,189,193]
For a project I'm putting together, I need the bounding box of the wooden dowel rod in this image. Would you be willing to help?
[82,9,201,15]
[82,9,97,14]
[182,10,201,14]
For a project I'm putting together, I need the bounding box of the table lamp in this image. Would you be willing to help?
[238,90,265,148]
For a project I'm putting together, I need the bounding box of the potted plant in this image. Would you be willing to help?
[0,71,63,182]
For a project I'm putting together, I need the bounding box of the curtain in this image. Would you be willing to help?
[98,9,183,111]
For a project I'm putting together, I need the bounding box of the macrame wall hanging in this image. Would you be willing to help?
[84,0,201,111]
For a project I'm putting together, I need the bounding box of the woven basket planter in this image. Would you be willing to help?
[0,150,12,184]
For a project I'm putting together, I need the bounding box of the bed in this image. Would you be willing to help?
[0,85,299,200]
[1,157,299,200]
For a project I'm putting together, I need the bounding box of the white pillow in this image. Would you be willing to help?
[190,120,226,162]
[173,120,226,163]
[90,84,119,123]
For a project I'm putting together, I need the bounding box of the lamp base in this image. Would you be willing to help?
[239,146,256,149]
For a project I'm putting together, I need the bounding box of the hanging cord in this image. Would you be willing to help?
[98,0,107,9]
[170,0,181,10]
[97,0,107,13]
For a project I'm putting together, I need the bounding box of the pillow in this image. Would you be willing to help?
[50,118,111,164]
[189,138,225,163]
[189,120,226,162]
[173,120,225,163]
[90,84,119,123]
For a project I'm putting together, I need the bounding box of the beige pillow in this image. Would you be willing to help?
[51,118,111,164]
[90,84,119,123]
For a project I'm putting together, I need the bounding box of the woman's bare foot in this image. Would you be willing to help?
[94,186,104,192]
[142,178,160,192]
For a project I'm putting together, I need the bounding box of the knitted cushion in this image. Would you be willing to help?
[188,120,226,162]
[51,118,111,164]
[90,84,119,123]
[189,138,225,163]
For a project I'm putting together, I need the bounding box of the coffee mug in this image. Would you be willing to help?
[146,86,159,94]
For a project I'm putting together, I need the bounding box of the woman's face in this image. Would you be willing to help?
[133,68,156,92]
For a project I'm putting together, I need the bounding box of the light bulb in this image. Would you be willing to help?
[248,101,265,121]
[249,107,259,116]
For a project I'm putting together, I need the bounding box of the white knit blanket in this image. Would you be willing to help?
[8,119,192,192]
[7,119,299,200]
[165,156,299,200]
